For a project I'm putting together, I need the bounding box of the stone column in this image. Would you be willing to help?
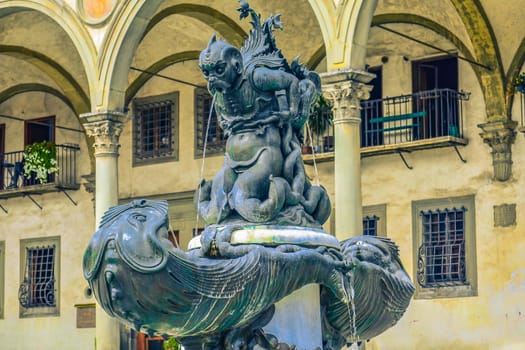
[479,119,517,182]
[321,69,374,240]
[81,110,129,350]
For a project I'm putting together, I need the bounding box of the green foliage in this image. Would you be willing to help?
[308,94,333,136]
[23,141,58,184]
[510,72,525,94]
[163,338,181,350]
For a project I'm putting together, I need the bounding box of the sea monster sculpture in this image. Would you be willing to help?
[83,2,415,349]
[83,199,415,349]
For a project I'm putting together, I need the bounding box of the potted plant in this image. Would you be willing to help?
[304,94,333,153]
[23,140,58,184]
[510,72,525,94]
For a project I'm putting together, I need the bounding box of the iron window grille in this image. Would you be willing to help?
[195,87,225,157]
[363,215,379,236]
[19,245,56,308]
[417,207,467,288]
[133,93,178,163]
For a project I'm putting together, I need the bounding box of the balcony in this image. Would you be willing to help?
[0,144,80,201]
[303,89,469,164]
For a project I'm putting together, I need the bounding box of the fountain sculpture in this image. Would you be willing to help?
[83,3,415,349]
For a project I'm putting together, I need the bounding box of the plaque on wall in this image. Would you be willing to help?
[75,303,96,328]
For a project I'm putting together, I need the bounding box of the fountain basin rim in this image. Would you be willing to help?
[188,225,340,250]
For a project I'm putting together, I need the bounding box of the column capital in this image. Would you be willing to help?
[81,111,130,156]
[321,68,374,124]
[478,119,518,181]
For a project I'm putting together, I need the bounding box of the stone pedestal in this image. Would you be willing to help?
[263,284,323,349]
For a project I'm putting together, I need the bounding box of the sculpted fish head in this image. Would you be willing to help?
[83,199,171,282]
[82,200,177,332]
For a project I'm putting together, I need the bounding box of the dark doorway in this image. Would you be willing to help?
[361,66,383,147]
[25,116,55,146]
[412,56,458,138]
[24,116,56,184]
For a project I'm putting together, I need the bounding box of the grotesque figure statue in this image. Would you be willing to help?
[195,7,330,227]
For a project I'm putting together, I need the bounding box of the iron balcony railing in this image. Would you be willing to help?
[361,88,469,148]
[0,144,80,191]
[304,89,469,154]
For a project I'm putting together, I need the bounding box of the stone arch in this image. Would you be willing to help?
[307,45,326,71]
[307,0,378,69]
[0,1,97,102]
[100,1,249,112]
[125,50,200,106]
[0,1,98,172]
[0,46,90,115]
[371,14,479,84]
[143,4,247,47]
[0,83,75,114]
[450,0,505,119]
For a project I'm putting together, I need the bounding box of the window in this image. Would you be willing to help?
[195,87,225,157]
[0,241,4,319]
[25,116,55,146]
[19,236,60,317]
[133,92,179,165]
[412,56,459,139]
[363,215,379,236]
[362,204,386,236]
[412,195,477,299]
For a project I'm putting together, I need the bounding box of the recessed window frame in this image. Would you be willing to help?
[19,236,60,318]
[362,204,386,237]
[194,87,225,158]
[412,195,477,299]
[132,92,179,166]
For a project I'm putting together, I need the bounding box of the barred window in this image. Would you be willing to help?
[363,215,379,236]
[362,204,386,236]
[133,92,178,165]
[19,236,60,317]
[418,207,466,287]
[412,196,476,299]
[195,87,225,157]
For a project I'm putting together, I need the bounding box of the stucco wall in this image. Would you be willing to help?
[0,93,95,349]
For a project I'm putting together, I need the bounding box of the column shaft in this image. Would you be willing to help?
[321,69,374,240]
[82,111,129,350]
[334,116,362,239]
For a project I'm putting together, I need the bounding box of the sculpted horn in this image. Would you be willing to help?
[207,33,217,49]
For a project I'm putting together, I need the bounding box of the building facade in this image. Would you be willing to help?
[0,0,524,349]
